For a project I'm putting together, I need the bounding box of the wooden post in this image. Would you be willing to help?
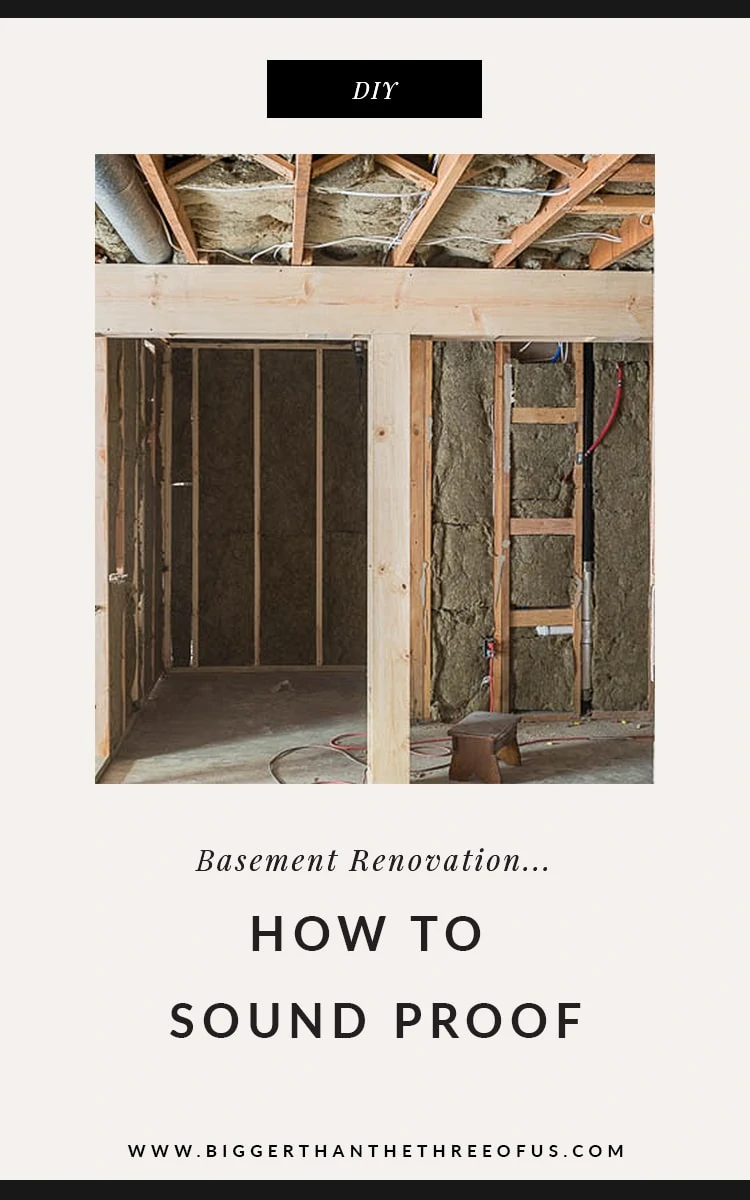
[253,348,261,666]
[160,344,173,671]
[572,343,584,717]
[95,338,110,769]
[409,337,432,719]
[367,334,411,784]
[492,342,512,712]
[315,347,324,666]
[191,347,199,667]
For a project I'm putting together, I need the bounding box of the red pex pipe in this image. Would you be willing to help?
[584,361,623,456]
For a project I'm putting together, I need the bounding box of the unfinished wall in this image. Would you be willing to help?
[168,345,366,668]
[170,349,193,668]
[323,349,367,664]
[591,344,651,710]
[431,342,494,720]
[510,361,576,711]
[106,339,164,753]
[427,345,651,717]
[198,350,254,665]
[260,350,317,664]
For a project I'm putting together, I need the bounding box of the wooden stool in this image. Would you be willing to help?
[447,712,522,784]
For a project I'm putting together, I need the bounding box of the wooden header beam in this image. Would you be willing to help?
[312,154,357,178]
[375,154,436,190]
[96,264,653,342]
[166,156,223,185]
[491,154,635,269]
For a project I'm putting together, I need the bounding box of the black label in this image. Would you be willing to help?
[267,59,482,118]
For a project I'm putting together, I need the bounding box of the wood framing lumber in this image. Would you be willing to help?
[409,338,432,719]
[291,154,313,265]
[368,334,411,783]
[509,608,574,628]
[252,154,295,180]
[510,518,575,535]
[375,154,436,189]
[491,154,635,268]
[610,162,654,184]
[589,215,654,270]
[492,343,512,713]
[512,407,577,424]
[532,154,584,177]
[166,156,223,185]
[96,265,653,343]
[572,194,654,216]
[311,155,357,178]
[135,154,199,263]
[390,154,474,267]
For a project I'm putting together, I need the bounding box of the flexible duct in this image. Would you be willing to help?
[95,154,172,264]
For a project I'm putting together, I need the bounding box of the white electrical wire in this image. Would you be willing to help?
[539,231,622,244]
[177,182,294,192]
[456,184,570,197]
[312,186,427,198]
[419,236,513,247]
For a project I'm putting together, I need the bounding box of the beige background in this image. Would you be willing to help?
[1,16,748,1181]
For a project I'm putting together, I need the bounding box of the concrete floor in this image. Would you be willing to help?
[100,670,654,785]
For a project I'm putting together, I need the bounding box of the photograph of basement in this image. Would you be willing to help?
[94,153,654,785]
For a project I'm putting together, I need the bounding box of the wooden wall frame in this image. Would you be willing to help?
[96,265,653,784]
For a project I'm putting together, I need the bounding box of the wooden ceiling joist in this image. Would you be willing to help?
[135,154,199,264]
[532,154,584,177]
[375,155,436,190]
[609,162,654,184]
[253,154,295,180]
[390,154,474,267]
[491,154,635,269]
[572,194,654,216]
[291,154,313,265]
[589,215,654,270]
[311,154,358,178]
[165,156,223,186]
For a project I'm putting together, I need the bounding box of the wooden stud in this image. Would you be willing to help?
[572,194,654,216]
[164,341,353,351]
[114,349,125,574]
[96,264,653,343]
[253,348,261,666]
[367,334,411,784]
[134,341,146,704]
[291,154,313,265]
[512,406,576,424]
[491,154,636,268]
[311,154,358,178]
[409,337,432,720]
[315,347,324,666]
[190,347,199,666]
[253,154,296,180]
[169,664,363,674]
[492,342,512,713]
[610,162,654,184]
[589,215,654,270]
[161,346,173,670]
[165,155,223,185]
[572,343,584,718]
[135,153,199,263]
[532,154,584,177]
[375,154,437,190]
[95,338,110,768]
[510,608,575,628]
[510,518,575,535]
[390,154,474,267]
